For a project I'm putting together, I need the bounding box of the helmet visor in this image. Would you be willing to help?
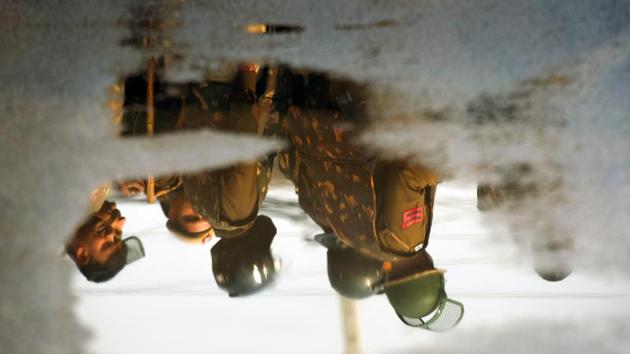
[397,296,464,331]
[123,236,146,265]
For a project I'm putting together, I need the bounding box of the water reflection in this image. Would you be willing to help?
[65,201,145,282]
[4,0,628,352]
[211,215,279,297]
[316,233,464,331]
[68,64,589,337]
[477,166,575,282]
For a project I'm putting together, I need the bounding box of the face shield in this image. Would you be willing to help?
[123,236,146,265]
[396,292,465,331]
[315,232,464,331]
[378,269,465,332]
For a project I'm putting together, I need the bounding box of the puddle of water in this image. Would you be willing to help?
[3,1,629,353]
[67,62,630,353]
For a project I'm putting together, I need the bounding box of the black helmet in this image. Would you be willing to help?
[211,215,279,297]
[315,233,384,299]
[316,233,464,331]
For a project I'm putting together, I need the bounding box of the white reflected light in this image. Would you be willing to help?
[252,265,262,284]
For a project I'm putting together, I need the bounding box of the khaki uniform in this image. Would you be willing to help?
[120,68,274,232]
[181,78,274,238]
[375,162,437,255]
[280,93,438,260]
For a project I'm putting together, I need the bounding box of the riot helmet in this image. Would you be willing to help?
[316,233,464,331]
[211,215,279,297]
[315,233,384,299]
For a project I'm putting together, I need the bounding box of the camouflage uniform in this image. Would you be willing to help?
[279,74,438,261]
[181,69,274,238]
[120,66,274,232]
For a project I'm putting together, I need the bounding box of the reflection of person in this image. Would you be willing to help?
[279,72,438,261]
[116,176,214,243]
[159,188,213,243]
[66,201,145,282]
[278,72,458,328]
[177,64,281,295]
[375,162,438,255]
[117,176,182,200]
[211,215,279,297]
[316,233,464,331]
[182,63,275,239]
[117,61,219,243]
[477,171,574,282]
[278,74,463,330]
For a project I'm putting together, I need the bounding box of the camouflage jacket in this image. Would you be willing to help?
[280,105,437,261]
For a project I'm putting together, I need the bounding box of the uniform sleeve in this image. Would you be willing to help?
[182,163,260,230]
[377,163,438,255]
[218,163,260,225]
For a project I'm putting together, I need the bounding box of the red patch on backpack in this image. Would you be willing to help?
[401,207,424,229]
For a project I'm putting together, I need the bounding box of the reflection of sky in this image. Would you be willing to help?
[73,183,630,354]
